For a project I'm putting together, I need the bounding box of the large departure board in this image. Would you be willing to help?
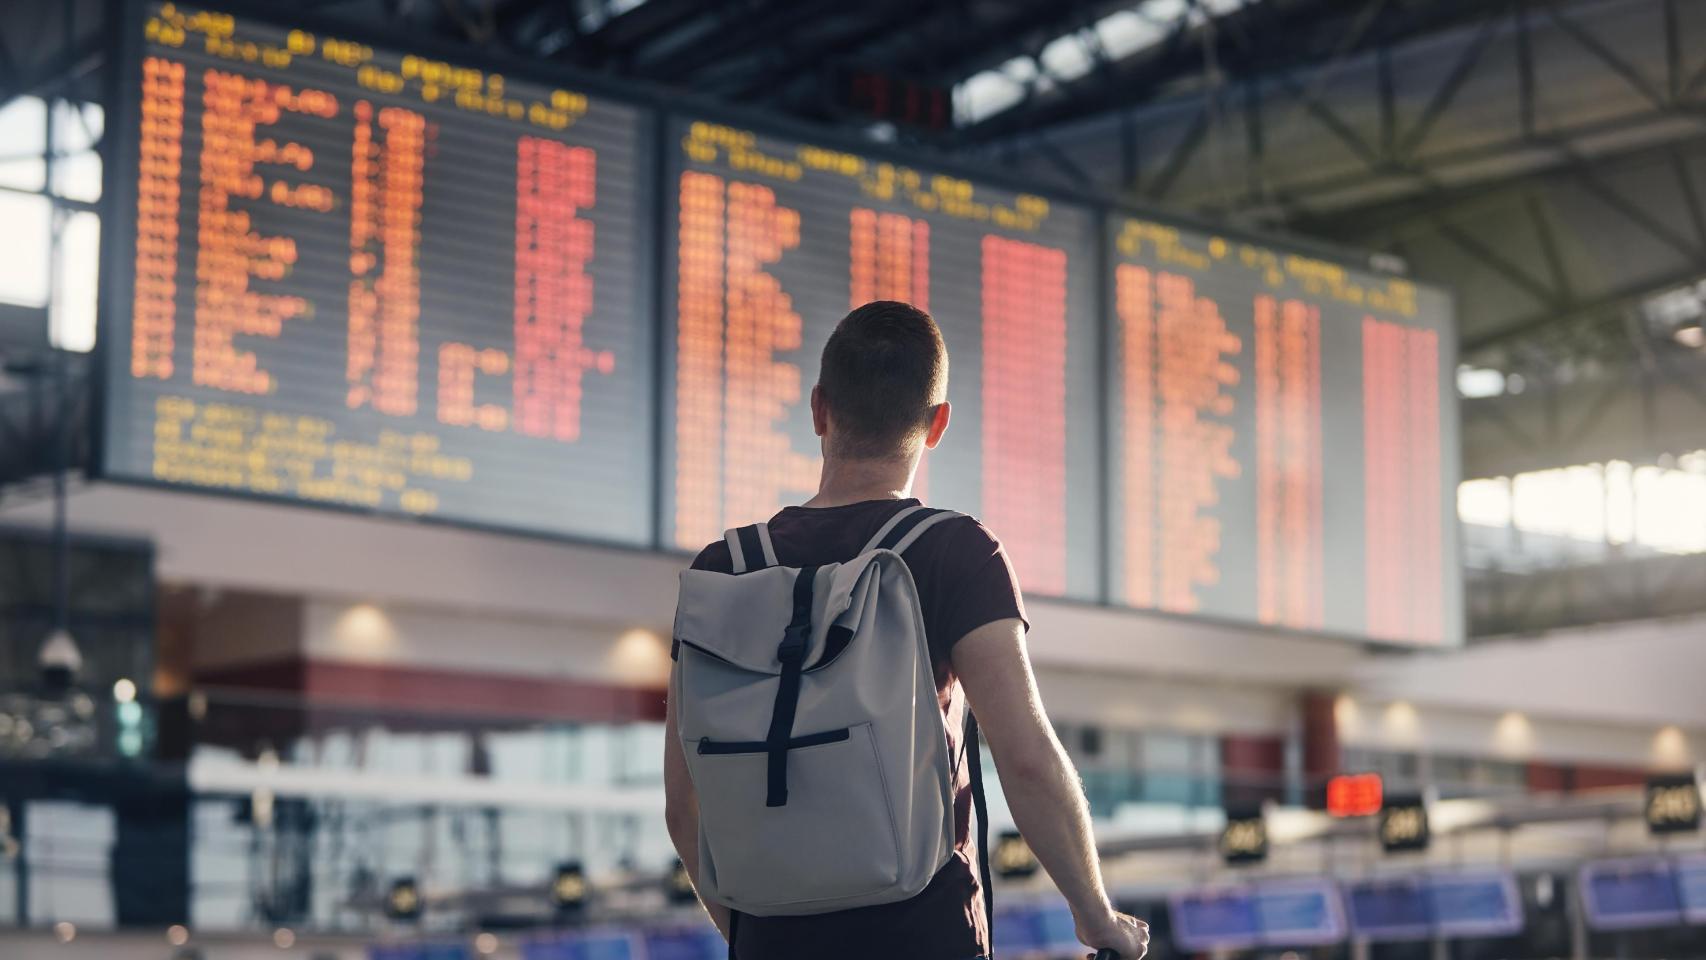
[101,1,654,543]
[1107,216,1462,644]
[100,3,1467,641]
[660,118,1101,598]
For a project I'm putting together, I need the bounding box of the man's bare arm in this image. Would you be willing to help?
[663,689,733,940]
[952,618,1149,959]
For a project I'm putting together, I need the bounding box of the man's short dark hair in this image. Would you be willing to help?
[817,301,948,460]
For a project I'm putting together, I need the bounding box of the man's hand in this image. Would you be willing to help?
[1076,909,1150,960]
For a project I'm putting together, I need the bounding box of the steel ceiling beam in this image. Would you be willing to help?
[1564,152,1706,264]
[953,0,1495,144]
[981,0,1706,232]
[1674,151,1706,250]
[1144,106,1212,201]
[0,25,17,98]
[572,0,715,66]
[1282,123,1706,241]
[723,0,938,103]
[639,0,842,82]
[1434,220,1563,311]
[1396,6,1503,163]
[1463,265,1706,356]
[1302,134,1706,363]
[0,34,104,112]
[1527,195,1573,302]
[910,0,1141,89]
[1541,0,1670,113]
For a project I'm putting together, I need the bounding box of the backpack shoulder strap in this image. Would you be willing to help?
[861,505,966,555]
[723,522,779,574]
[860,504,928,554]
[966,708,996,957]
[887,508,966,555]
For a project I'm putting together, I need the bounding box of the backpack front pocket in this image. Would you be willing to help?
[686,722,902,911]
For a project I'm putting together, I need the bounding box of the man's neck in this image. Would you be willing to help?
[802,454,917,508]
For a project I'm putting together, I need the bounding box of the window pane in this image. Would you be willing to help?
[1634,463,1706,553]
[0,97,46,191]
[1140,732,1195,805]
[52,209,98,351]
[1458,477,1512,527]
[51,101,103,202]
[51,100,102,152]
[51,152,102,204]
[0,192,51,305]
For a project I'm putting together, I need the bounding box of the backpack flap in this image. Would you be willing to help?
[673,560,880,676]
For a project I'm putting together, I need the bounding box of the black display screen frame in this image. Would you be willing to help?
[1098,210,1465,644]
[96,0,664,551]
[653,110,1108,599]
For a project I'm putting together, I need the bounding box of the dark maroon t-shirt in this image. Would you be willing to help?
[689,498,1028,960]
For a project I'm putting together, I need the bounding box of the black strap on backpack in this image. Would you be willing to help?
[965,708,996,958]
[763,565,818,807]
[874,506,947,551]
[726,523,779,574]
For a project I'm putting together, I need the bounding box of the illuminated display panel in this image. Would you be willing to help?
[1425,872,1524,937]
[1581,859,1682,931]
[1252,879,1347,947]
[662,117,1100,598]
[1346,877,1432,941]
[1170,889,1262,952]
[102,1,654,544]
[1108,215,1462,644]
[1679,855,1706,923]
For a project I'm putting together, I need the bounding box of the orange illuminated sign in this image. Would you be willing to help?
[1327,772,1384,817]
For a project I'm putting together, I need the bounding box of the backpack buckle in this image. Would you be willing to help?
[777,623,808,664]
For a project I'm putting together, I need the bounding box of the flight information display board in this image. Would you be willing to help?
[102,1,655,543]
[661,117,1101,598]
[1107,215,1462,644]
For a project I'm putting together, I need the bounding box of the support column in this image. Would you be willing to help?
[112,785,191,927]
[1300,690,1341,810]
[9,799,26,926]
[1221,734,1286,810]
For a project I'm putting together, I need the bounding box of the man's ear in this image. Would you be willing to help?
[810,385,829,438]
[923,402,951,449]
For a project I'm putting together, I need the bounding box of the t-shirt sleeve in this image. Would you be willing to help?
[920,517,1029,662]
[689,540,733,573]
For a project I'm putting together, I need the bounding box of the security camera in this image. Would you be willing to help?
[38,628,82,692]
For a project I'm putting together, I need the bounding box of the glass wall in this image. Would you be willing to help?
[0,95,101,352]
[1460,452,1706,572]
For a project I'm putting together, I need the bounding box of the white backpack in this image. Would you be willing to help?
[671,505,994,924]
